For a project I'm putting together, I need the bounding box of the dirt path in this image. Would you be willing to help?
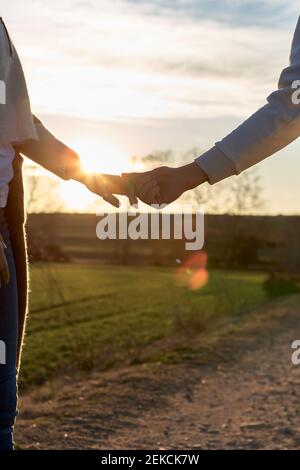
[15,297,300,449]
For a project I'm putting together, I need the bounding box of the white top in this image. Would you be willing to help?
[0,17,37,146]
[0,144,15,207]
[0,17,37,209]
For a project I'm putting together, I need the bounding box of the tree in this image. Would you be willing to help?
[24,164,64,213]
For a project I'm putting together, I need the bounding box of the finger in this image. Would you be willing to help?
[138,180,160,204]
[122,172,159,205]
[135,178,157,197]
[140,179,159,195]
[122,174,138,206]
[102,193,120,208]
[146,188,161,206]
[86,174,126,197]
[127,184,138,207]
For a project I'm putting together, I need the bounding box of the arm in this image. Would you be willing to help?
[17,116,150,206]
[196,16,300,184]
[18,115,83,181]
[133,16,300,206]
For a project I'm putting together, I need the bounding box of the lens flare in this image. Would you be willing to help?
[175,251,209,290]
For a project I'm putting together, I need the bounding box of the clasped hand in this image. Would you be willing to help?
[80,163,207,208]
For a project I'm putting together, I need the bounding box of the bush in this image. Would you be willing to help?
[263,272,300,297]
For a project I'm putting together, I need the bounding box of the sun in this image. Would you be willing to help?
[72,138,132,174]
[58,138,144,211]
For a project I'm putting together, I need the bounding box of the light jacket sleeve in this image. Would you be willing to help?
[196,16,300,184]
[17,115,81,180]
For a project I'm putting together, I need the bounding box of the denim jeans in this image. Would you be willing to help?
[0,208,18,451]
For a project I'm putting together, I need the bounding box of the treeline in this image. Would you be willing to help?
[26,212,300,272]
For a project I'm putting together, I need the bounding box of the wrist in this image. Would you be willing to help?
[176,162,208,192]
[68,160,87,184]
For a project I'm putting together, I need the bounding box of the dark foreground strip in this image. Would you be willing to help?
[0,450,299,466]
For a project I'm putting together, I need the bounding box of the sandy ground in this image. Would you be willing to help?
[15,296,300,449]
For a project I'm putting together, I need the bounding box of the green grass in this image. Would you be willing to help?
[20,263,269,390]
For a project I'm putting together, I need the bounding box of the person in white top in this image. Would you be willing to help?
[0,16,158,452]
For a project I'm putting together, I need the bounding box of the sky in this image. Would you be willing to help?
[2,0,300,213]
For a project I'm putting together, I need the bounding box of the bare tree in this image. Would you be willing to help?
[134,148,266,214]
[24,164,64,213]
[184,153,265,215]
[135,149,175,170]
[227,169,265,215]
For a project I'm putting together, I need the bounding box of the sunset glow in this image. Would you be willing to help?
[59,138,144,211]
[5,0,300,213]
[73,139,132,175]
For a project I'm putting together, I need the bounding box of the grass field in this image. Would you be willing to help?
[20,263,269,390]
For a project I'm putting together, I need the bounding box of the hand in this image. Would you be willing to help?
[68,150,160,207]
[0,234,9,286]
[80,173,134,207]
[78,172,160,208]
[124,162,208,206]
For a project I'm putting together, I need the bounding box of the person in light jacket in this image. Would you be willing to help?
[133,16,300,206]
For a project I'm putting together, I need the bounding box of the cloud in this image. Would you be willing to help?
[2,0,298,122]
[125,0,299,27]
